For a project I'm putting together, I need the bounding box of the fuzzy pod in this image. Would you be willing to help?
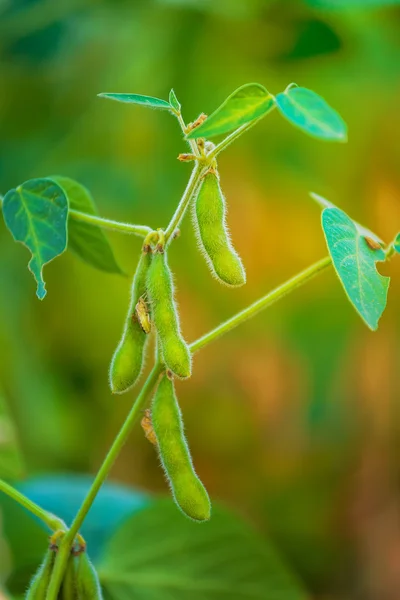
[26,548,55,599]
[146,251,191,379]
[60,556,78,600]
[193,169,246,287]
[109,249,152,393]
[152,374,211,521]
[75,552,103,600]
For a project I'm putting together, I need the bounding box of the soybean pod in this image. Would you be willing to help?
[60,555,78,600]
[193,169,246,287]
[152,374,211,522]
[146,250,191,379]
[109,248,152,394]
[75,552,103,600]
[26,547,55,599]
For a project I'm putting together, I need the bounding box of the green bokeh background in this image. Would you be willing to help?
[1,0,400,598]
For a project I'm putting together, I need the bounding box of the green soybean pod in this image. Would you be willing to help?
[76,552,103,600]
[193,169,246,287]
[146,250,191,379]
[109,248,152,394]
[26,548,55,599]
[152,374,211,522]
[60,555,78,600]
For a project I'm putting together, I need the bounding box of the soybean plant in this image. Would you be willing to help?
[1,81,399,600]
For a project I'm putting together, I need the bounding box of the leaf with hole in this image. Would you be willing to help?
[0,391,24,480]
[97,499,307,600]
[50,176,123,275]
[187,83,276,139]
[276,86,347,141]
[98,93,172,110]
[2,179,68,299]
[322,207,389,330]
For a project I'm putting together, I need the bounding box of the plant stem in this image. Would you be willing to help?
[207,106,276,160]
[190,256,332,353]
[68,209,152,237]
[0,479,66,531]
[175,112,201,158]
[45,364,163,600]
[164,162,205,244]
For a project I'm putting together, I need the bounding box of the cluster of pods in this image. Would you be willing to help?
[109,166,245,522]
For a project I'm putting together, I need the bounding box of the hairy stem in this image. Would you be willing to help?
[190,256,332,353]
[164,162,206,243]
[69,209,152,237]
[0,479,66,531]
[45,364,163,600]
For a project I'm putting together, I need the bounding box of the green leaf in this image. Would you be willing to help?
[97,500,307,600]
[49,176,123,275]
[0,392,24,480]
[393,233,400,253]
[98,93,172,110]
[186,83,276,139]
[322,207,389,330]
[2,179,68,299]
[169,89,181,113]
[306,0,400,8]
[276,86,347,142]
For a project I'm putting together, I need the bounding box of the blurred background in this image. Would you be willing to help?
[0,0,400,598]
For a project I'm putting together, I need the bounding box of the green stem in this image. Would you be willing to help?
[175,112,201,158]
[190,256,332,353]
[45,364,163,600]
[164,162,206,244]
[0,479,66,532]
[207,106,276,160]
[68,209,152,237]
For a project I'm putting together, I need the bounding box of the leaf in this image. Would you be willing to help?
[310,192,384,245]
[169,89,181,113]
[98,93,172,110]
[186,83,276,139]
[0,392,24,480]
[321,207,389,330]
[393,233,400,253]
[17,476,149,560]
[97,500,307,600]
[276,86,347,142]
[49,176,123,275]
[305,0,400,8]
[2,179,68,299]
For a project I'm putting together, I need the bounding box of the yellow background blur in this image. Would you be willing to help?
[1,1,400,598]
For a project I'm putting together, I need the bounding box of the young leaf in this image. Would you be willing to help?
[276,86,347,142]
[97,500,307,600]
[2,179,68,299]
[0,391,24,480]
[187,83,276,139]
[169,88,181,113]
[98,93,172,110]
[322,207,389,330]
[49,176,123,275]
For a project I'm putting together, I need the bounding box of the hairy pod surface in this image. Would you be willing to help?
[152,374,211,522]
[193,170,246,287]
[109,249,152,393]
[26,548,55,599]
[60,555,78,600]
[146,251,191,379]
[76,552,103,600]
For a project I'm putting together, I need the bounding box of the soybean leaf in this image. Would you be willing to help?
[187,83,276,139]
[169,89,181,113]
[98,93,171,110]
[0,392,24,480]
[306,0,400,8]
[393,233,400,253]
[97,499,307,600]
[322,207,389,330]
[49,176,123,275]
[310,192,384,245]
[2,179,68,299]
[276,86,347,142]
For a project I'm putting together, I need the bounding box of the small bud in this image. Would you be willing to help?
[178,153,197,162]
